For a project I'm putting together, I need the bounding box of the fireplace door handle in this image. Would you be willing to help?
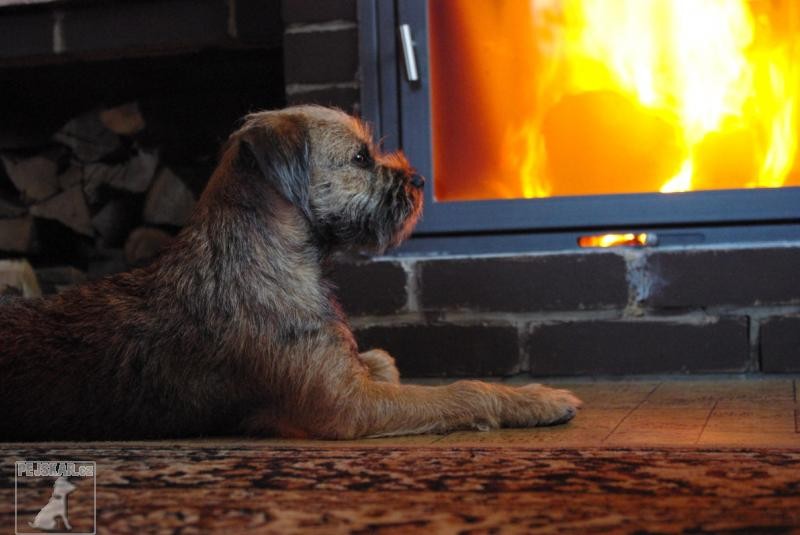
[399,24,419,82]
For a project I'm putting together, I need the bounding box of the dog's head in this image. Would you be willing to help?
[232,105,423,253]
[53,477,76,496]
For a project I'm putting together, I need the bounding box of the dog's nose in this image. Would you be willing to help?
[409,174,425,189]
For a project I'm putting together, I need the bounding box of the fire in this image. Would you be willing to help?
[577,233,653,248]
[558,0,799,194]
[428,0,800,201]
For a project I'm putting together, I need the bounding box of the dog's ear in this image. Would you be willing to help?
[237,113,312,219]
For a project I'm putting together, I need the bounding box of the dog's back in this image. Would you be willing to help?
[1,279,147,439]
[0,269,256,440]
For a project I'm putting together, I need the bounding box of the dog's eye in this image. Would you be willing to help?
[352,146,373,168]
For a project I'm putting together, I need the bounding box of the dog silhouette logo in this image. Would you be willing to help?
[15,461,96,534]
[29,476,76,531]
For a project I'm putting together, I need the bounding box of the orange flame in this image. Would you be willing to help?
[558,0,799,194]
[428,0,800,201]
[578,233,652,248]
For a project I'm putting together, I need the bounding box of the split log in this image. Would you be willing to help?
[30,185,93,237]
[100,102,146,136]
[58,165,83,190]
[0,259,41,298]
[84,149,158,201]
[0,155,59,202]
[36,266,86,295]
[92,199,135,247]
[0,196,26,218]
[53,109,121,163]
[143,167,196,226]
[124,227,173,266]
[0,216,36,253]
[35,265,87,294]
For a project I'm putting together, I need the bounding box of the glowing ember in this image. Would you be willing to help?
[428,0,800,201]
[578,233,653,248]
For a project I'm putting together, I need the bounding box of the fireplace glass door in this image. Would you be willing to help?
[430,0,800,201]
[364,0,800,237]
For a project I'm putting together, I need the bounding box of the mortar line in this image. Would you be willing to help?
[285,20,357,33]
[695,400,718,445]
[794,379,799,434]
[601,382,661,442]
[748,316,760,373]
[401,260,420,313]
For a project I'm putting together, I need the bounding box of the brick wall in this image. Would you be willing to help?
[282,0,360,113]
[0,0,281,61]
[329,246,800,377]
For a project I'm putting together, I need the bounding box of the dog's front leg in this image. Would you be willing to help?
[358,349,400,384]
[243,332,580,440]
[253,362,581,439]
[341,379,581,438]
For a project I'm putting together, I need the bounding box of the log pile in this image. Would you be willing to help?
[0,102,197,292]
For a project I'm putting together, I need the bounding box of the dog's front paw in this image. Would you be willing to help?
[359,349,401,384]
[509,384,582,427]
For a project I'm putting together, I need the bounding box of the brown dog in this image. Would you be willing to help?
[0,106,580,440]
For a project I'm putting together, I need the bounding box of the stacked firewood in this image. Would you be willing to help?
[0,103,197,293]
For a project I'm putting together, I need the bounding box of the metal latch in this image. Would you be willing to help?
[399,24,419,82]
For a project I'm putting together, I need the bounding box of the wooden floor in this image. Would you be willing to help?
[440,376,800,448]
[1,377,797,449]
[228,376,795,448]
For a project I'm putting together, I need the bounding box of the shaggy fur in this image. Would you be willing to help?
[0,106,580,441]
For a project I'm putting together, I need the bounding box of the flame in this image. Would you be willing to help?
[428,0,800,201]
[578,233,652,248]
[556,0,799,194]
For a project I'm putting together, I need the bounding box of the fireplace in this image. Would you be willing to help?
[341,0,800,377]
[360,0,800,247]
[1,0,798,378]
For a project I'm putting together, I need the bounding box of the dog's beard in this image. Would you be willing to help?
[314,184,421,254]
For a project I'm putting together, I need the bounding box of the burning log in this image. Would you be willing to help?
[429,0,800,200]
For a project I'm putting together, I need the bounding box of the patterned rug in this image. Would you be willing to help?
[2,445,799,533]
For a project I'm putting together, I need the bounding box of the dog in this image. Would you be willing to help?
[29,476,76,531]
[0,105,580,440]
